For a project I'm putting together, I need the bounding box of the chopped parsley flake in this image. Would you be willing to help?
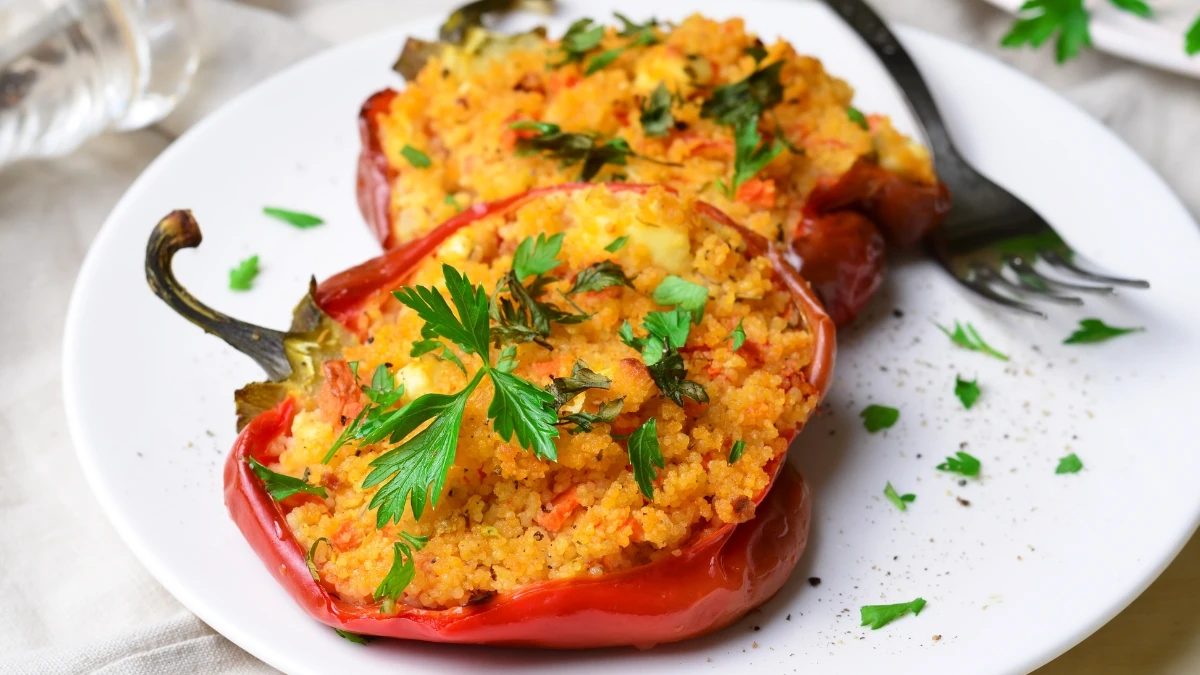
[937,321,1009,361]
[640,82,674,137]
[728,440,747,463]
[605,235,629,252]
[861,404,899,433]
[229,255,260,291]
[1063,318,1143,344]
[628,417,665,499]
[1056,453,1083,474]
[334,628,370,644]
[373,532,429,610]
[263,206,323,228]
[847,106,869,130]
[727,319,746,352]
[883,482,916,511]
[247,457,327,501]
[860,598,927,630]
[401,145,431,168]
[954,375,981,409]
[567,260,635,295]
[937,451,981,477]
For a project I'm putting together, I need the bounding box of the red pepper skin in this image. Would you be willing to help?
[227,184,834,647]
[356,89,399,249]
[786,211,887,328]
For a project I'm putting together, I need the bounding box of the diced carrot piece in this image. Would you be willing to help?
[536,486,581,532]
[735,178,776,208]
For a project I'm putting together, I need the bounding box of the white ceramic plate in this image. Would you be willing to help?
[982,0,1200,79]
[63,1,1200,673]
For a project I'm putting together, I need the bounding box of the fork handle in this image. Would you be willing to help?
[820,0,963,172]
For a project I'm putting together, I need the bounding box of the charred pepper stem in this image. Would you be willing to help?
[145,210,292,381]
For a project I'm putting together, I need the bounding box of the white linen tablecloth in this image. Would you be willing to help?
[0,1,1196,673]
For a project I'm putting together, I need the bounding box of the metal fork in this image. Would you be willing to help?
[821,0,1149,318]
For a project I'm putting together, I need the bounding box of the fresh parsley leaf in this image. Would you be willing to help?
[393,264,491,357]
[553,18,605,67]
[1109,0,1151,18]
[513,233,564,280]
[401,145,432,168]
[306,537,330,581]
[1056,452,1083,474]
[652,275,709,324]
[373,534,429,607]
[937,450,981,477]
[1188,15,1200,55]
[489,369,560,460]
[585,48,624,75]
[728,319,746,352]
[628,417,665,498]
[640,82,674,137]
[444,194,463,212]
[744,43,768,64]
[728,440,746,463]
[954,375,981,409]
[334,628,370,644]
[559,397,624,434]
[247,457,327,501]
[860,598,927,630]
[1063,318,1143,344]
[861,404,899,433]
[362,372,484,526]
[847,106,869,130]
[643,308,692,354]
[937,321,1009,361]
[1001,0,1092,63]
[547,361,612,410]
[700,61,784,126]
[883,481,916,511]
[731,115,784,189]
[229,255,260,291]
[605,235,629,252]
[567,260,635,295]
[494,344,518,373]
[348,361,360,378]
[262,206,323,228]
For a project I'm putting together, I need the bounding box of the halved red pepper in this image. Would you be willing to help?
[152,183,835,648]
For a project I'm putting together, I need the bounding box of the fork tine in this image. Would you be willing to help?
[1005,256,1115,295]
[962,266,1048,318]
[974,264,1082,306]
[1041,251,1150,289]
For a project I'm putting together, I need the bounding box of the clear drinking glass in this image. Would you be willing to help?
[0,0,199,166]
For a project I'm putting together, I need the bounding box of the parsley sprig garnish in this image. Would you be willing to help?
[509,121,679,181]
[551,18,606,68]
[700,58,786,190]
[566,260,635,295]
[347,263,560,532]
[619,308,709,407]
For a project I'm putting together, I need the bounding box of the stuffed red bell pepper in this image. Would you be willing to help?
[357,8,950,326]
[147,183,834,648]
